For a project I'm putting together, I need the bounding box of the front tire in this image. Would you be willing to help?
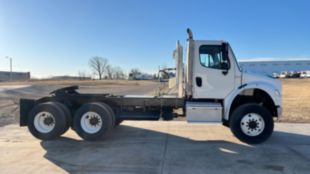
[230,104,274,144]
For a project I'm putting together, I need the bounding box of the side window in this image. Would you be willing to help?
[199,45,229,70]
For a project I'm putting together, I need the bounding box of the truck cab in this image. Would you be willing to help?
[183,29,282,143]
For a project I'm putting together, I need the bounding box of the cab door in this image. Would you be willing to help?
[192,41,235,99]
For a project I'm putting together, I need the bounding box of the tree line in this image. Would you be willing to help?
[87,56,144,80]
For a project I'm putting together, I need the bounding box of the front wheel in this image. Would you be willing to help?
[230,104,274,144]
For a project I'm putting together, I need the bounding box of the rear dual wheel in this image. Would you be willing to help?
[73,102,115,141]
[28,102,71,140]
[54,102,72,134]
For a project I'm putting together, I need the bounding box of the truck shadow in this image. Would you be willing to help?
[40,124,310,174]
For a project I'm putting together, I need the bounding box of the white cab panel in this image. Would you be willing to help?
[186,102,222,123]
[192,41,236,99]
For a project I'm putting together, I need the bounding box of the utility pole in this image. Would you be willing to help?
[5,56,12,81]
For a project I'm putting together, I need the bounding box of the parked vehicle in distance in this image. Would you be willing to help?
[279,71,287,78]
[128,73,153,80]
[272,73,279,78]
[289,71,301,78]
[286,71,293,78]
[19,29,282,144]
[300,71,310,78]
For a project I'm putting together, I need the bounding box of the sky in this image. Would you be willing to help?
[0,0,309,78]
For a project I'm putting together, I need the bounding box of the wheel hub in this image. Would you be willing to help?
[89,116,100,126]
[34,112,56,133]
[248,119,259,130]
[81,112,103,134]
[43,116,54,126]
[240,113,265,137]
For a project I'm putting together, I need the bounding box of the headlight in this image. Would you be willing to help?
[275,89,281,97]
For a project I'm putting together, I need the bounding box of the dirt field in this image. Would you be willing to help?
[281,79,310,123]
[0,79,157,90]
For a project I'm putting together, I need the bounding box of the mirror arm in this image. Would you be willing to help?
[222,69,228,75]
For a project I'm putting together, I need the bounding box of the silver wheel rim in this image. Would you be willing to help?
[240,113,265,137]
[80,112,103,134]
[34,112,55,133]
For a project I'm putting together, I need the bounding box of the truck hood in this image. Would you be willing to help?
[242,71,282,92]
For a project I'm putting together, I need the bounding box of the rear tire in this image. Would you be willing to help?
[97,102,116,126]
[230,104,274,144]
[73,102,114,141]
[28,102,67,140]
[54,102,72,134]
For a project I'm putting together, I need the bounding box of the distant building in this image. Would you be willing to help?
[238,59,310,76]
[0,71,30,81]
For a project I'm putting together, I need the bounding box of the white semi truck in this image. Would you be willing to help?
[20,29,282,144]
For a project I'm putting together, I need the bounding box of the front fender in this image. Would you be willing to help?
[223,81,282,121]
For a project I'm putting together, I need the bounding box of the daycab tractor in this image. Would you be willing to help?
[19,29,282,144]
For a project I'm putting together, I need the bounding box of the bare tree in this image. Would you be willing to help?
[78,70,91,80]
[89,56,109,80]
[113,66,126,80]
[78,70,86,80]
[129,68,141,79]
[106,65,113,79]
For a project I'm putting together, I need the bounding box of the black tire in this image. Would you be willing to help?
[230,103,274,144]
[54,102,72,134]
[28,102,67,140]
[97,102,116,126]
[73,102,113,141]
[115,119,123,126]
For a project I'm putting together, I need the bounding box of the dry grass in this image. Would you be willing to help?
[0,79,155,87]
[281,79,310,123]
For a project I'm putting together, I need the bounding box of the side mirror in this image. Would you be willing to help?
[221,62,229,75]
[221,62,229,70]
[221,43,230,75]
[222,43,229,59]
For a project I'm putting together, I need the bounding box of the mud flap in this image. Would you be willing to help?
[19,99,35,126]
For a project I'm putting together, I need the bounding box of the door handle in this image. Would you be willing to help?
[196,77,202,87]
